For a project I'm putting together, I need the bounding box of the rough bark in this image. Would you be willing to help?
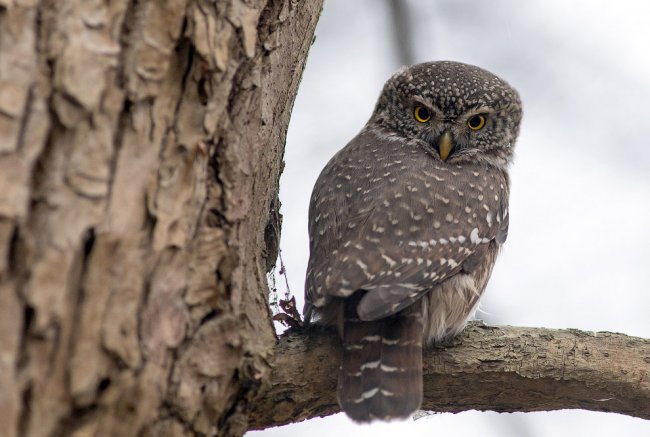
[0,1,322,436]
[249,322,650,429]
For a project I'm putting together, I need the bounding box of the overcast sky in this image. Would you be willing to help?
[250,1,650,435]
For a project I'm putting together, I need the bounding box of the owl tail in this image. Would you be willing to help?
[338,295,424,422]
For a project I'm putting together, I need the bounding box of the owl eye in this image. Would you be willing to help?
[413,106,431,123]
[467,115,486,130]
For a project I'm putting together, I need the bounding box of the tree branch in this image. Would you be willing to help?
[387,0,415,66]
[248,322,650,429]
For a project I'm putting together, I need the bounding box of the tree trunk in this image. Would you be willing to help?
[0,1,323,436]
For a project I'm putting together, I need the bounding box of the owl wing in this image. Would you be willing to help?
[305,134,509,322]
[349,194,508,321]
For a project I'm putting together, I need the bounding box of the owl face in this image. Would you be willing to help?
[371,61,522,167]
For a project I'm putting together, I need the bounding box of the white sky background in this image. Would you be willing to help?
[250,0,650,436]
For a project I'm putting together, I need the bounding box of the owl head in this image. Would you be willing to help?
[370,61,523,168]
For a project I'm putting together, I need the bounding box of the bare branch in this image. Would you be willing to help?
[249,322,650,429]
[387,0,416,66]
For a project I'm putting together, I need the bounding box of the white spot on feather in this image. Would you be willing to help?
[380,364,401,372]
[360,360,380,370]
[470,228,481,244]
[381,253,397,267]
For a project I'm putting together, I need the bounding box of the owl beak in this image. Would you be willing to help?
[438,131,454,161]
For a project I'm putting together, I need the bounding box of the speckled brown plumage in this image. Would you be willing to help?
[304,61,523,422]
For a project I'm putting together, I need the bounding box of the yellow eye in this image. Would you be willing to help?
[414,106,431,123]
[467,115,486,130]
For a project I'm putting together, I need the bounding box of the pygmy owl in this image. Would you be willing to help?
[304,61,522,422]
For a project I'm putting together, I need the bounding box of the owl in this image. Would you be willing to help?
[304,61,522,422]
